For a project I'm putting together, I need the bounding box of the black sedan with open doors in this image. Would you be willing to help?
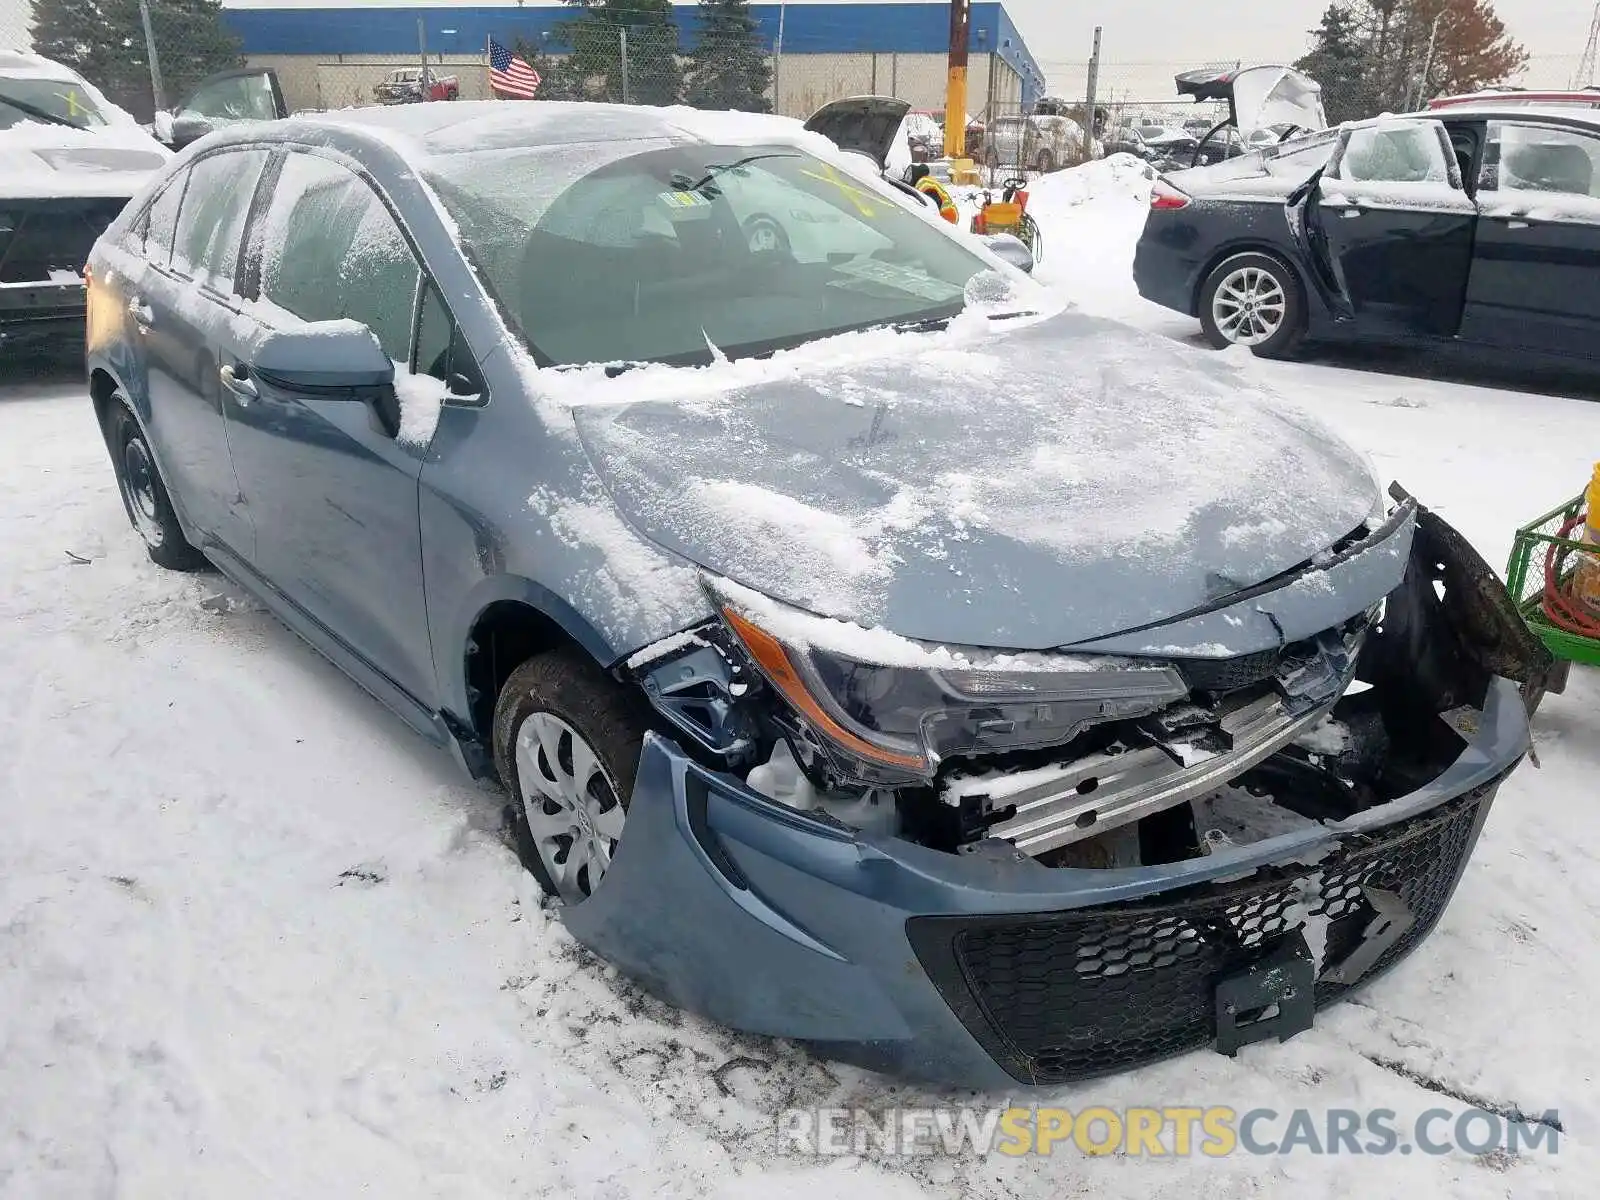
[1134,104,1600,363]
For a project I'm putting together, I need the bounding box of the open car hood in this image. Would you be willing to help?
[570,310,1383,652]
[804,95,913,172]
[1176,65,1328,138]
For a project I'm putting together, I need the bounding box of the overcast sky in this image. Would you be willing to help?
[1005,0,1595,93]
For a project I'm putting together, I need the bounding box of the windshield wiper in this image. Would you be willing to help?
[676,152,801,195]
[0,93,82,130]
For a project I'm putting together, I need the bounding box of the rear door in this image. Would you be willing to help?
[221,149,439,707]
[1458,118,1600,358]
[1310,118,1477,339]
[138,147,270,558]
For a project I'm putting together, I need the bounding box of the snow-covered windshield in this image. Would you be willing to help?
[427,141,991,368]
[0,75,108,130]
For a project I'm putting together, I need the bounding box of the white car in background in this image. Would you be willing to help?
[0,51,171,350]
[0,53,287,351]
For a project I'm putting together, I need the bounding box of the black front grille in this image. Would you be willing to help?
[0,198,127,284]
[908,784,1501,1084]
[1175,647,1283,693]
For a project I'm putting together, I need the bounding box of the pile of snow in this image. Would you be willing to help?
[1024,152,1156,211]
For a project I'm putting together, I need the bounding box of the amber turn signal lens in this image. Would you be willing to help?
[721,607,928,772]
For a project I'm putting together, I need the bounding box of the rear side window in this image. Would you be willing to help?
[130,173,186,268]
[256,152,421,363]
[172,149,269,292]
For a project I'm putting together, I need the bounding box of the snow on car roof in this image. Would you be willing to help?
[288,100,837,160]
[0,51,82,80]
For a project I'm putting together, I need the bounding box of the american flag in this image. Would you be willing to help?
[488,36,541,99]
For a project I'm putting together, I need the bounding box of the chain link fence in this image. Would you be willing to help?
[0,0,30,54]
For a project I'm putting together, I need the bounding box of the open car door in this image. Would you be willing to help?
[1307,118,1478,339]
[155,67,287,150]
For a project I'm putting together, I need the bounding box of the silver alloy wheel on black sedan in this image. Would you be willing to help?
[1197,251,1306,359]
[1210,265,1285,346]
[514,711,626,903]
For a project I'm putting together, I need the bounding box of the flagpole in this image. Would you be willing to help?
[487,34,493,99]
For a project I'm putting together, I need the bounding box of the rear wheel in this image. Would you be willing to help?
[105,398,207,571]
[493,648,654,906]
[1198,252,1306,359]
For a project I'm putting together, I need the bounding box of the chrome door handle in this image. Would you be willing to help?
[219,363,257,403]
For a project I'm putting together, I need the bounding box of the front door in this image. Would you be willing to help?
[1458,119,1600,359]
[1310,118,1478,339]
[164,68,287,149]
[222,149,438,709]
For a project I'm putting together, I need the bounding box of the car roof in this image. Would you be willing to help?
[222,100,824,161]
[1425,103,1600,129]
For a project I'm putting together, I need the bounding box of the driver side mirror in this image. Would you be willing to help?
[167,112,215,150]
[980,233,1035,274]
[152,110,174,144]
[252,322,401,437]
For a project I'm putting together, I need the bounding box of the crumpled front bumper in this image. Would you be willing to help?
[563,674,1527,1088]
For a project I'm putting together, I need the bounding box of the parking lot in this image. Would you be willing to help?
[4,161,1600,1198]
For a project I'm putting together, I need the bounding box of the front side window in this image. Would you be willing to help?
[0,74,107,130]
[256,152,421,362]
[427,142,994,368]
[1479,122,1600,213]
[172,149,270,291]
[415,281,481,393]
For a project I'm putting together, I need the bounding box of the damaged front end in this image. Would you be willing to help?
[591,488,1543,1085]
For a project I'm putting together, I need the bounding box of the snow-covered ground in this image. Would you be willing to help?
[5,159,1600,1198]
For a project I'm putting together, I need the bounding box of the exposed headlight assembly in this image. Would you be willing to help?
[719,601,1189,788]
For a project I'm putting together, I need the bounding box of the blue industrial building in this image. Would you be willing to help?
[222,3,1047,115]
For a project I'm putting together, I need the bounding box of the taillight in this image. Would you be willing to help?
[1150,181,1191,210]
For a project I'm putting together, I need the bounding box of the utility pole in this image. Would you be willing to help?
[1574,1,1600,88]
[137,0,166,113]
[944,0,970,158]
[619,26,630,103]
[1407,12,1442,110]
[1084,26,1102,158]
[417,17,430,101]
[772,1,786,116]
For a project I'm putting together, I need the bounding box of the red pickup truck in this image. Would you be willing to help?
[374,67,459,104]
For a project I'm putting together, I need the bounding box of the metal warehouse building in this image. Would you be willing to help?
[221,1,1046,120]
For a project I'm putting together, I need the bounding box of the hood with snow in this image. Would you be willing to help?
[569,309,1382,652]
[0,121,171,200]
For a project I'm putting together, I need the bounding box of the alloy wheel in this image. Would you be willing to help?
[1210,266,1287,346]
[513,710,626,904]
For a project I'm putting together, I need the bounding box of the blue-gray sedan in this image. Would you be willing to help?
[84,102,1545,1087]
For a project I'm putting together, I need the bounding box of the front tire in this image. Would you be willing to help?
[493,648,654,906]
[1035,149,1056,174]
[106,398,207,571]
[1198,252,1306,358]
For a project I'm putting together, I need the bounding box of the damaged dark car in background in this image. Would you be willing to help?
[87,103,1547,1089]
